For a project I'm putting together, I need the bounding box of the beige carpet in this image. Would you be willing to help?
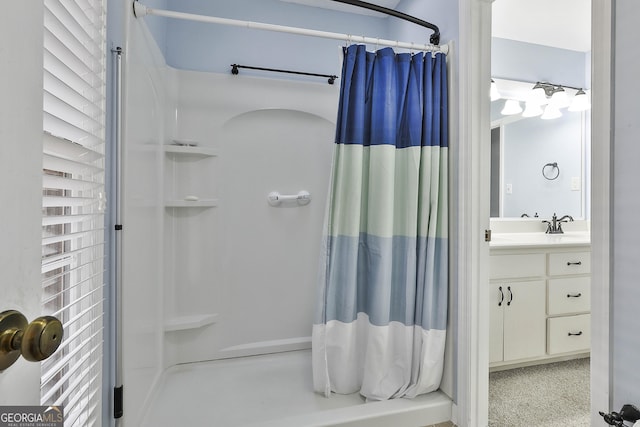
[489,358,590,427]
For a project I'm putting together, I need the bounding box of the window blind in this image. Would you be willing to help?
[41,0,106,426]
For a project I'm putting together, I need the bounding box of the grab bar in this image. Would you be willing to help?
[267,191,311,206]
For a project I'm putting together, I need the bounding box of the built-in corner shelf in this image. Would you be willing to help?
[164,198,219,208]
[164,313,219,332]
[164,144,218,157]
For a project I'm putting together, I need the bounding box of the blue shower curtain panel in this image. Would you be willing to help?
[313,45,448,401]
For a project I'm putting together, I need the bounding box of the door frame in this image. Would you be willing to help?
[455,0,613,425]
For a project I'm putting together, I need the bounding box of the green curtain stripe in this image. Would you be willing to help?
[328,145,448,239]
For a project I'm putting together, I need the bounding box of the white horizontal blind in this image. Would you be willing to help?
[41,0,106,426]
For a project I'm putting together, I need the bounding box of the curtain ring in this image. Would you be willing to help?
[375,37,380,51]
[542,162,560,180]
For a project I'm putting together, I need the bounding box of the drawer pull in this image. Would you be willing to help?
[498,286,504,307]
[568,331,583,337]
[567,293,582,298]
[507,286,513,306]
[567,261,582,266]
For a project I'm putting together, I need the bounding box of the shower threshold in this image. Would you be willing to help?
[141,349,452,427]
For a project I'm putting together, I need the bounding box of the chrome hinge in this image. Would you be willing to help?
[485,229,492,242]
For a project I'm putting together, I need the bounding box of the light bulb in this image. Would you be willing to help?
[541,104,562,120]
[490,80,501,101]
[522,102,544,118]
[550,87,570,108]
[528,86,547,106]
[501,99,522,115]
[568,89,591,111]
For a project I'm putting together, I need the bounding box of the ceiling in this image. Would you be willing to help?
[279,0,401,17]
[280,0,592,52]
[492,0,591,52]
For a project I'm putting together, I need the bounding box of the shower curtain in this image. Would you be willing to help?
[312,44,448,401]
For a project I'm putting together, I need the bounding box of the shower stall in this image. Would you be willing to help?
[118,1,455,425]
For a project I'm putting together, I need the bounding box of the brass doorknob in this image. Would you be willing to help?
[0,310,64,371]
[21,316,64,362]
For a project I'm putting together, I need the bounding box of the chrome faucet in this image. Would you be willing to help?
[543,213,574,234]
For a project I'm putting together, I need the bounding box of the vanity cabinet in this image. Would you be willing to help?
[490,245,591,369]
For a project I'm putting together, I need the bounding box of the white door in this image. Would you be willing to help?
[0,2,46,403]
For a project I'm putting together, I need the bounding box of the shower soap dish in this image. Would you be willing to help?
[172,139,199,147]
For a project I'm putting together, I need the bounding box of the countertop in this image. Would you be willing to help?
[489,231,591,249]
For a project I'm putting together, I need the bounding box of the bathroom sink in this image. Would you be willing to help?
[490,232,590,248]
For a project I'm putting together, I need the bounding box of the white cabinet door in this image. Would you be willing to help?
[489,284,506,363]
[503,280,546,361]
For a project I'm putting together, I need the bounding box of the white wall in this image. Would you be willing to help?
[163,71,339,366]
[611,0,640,410]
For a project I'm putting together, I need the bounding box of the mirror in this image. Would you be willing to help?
[490,79,589,219]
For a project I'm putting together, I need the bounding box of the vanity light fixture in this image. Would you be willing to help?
[490,79,501,101]
[492,79,591,119]
[501,99,523,115]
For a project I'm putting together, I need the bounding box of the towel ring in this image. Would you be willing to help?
[542,162,560,180]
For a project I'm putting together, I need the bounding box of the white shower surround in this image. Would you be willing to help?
[122,15,454,426]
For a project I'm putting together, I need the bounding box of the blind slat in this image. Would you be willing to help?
[42,195,99,208]
[41,327,102,386]
[41,0,105,419]
[42,228,104,246]
[43,153,103,176]
[43,269,104,304]
[43,52,103,103]
[43,112,103,150]
[42,213,102,227]
[40,314,102,386]
[43,174,102,192]
[44,132,103,159]
[44,28,103,79]
[52,351,101,407]
[42,242,103,273]
[44,1,101,56]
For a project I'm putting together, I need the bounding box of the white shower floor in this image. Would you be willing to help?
[141,349,452,427]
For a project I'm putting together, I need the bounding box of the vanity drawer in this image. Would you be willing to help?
[548,277,591,315]
[490,254,545,279]
[547,314,590,355]
[548,251,590,276]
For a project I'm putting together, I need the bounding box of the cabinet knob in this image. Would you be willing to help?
[567,293,582,298]
[568,331,583,337]
[567,261,582,266]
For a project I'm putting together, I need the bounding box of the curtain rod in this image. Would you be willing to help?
[132,2,447,55]
[329,0,440,45]
[231,64,338,85]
